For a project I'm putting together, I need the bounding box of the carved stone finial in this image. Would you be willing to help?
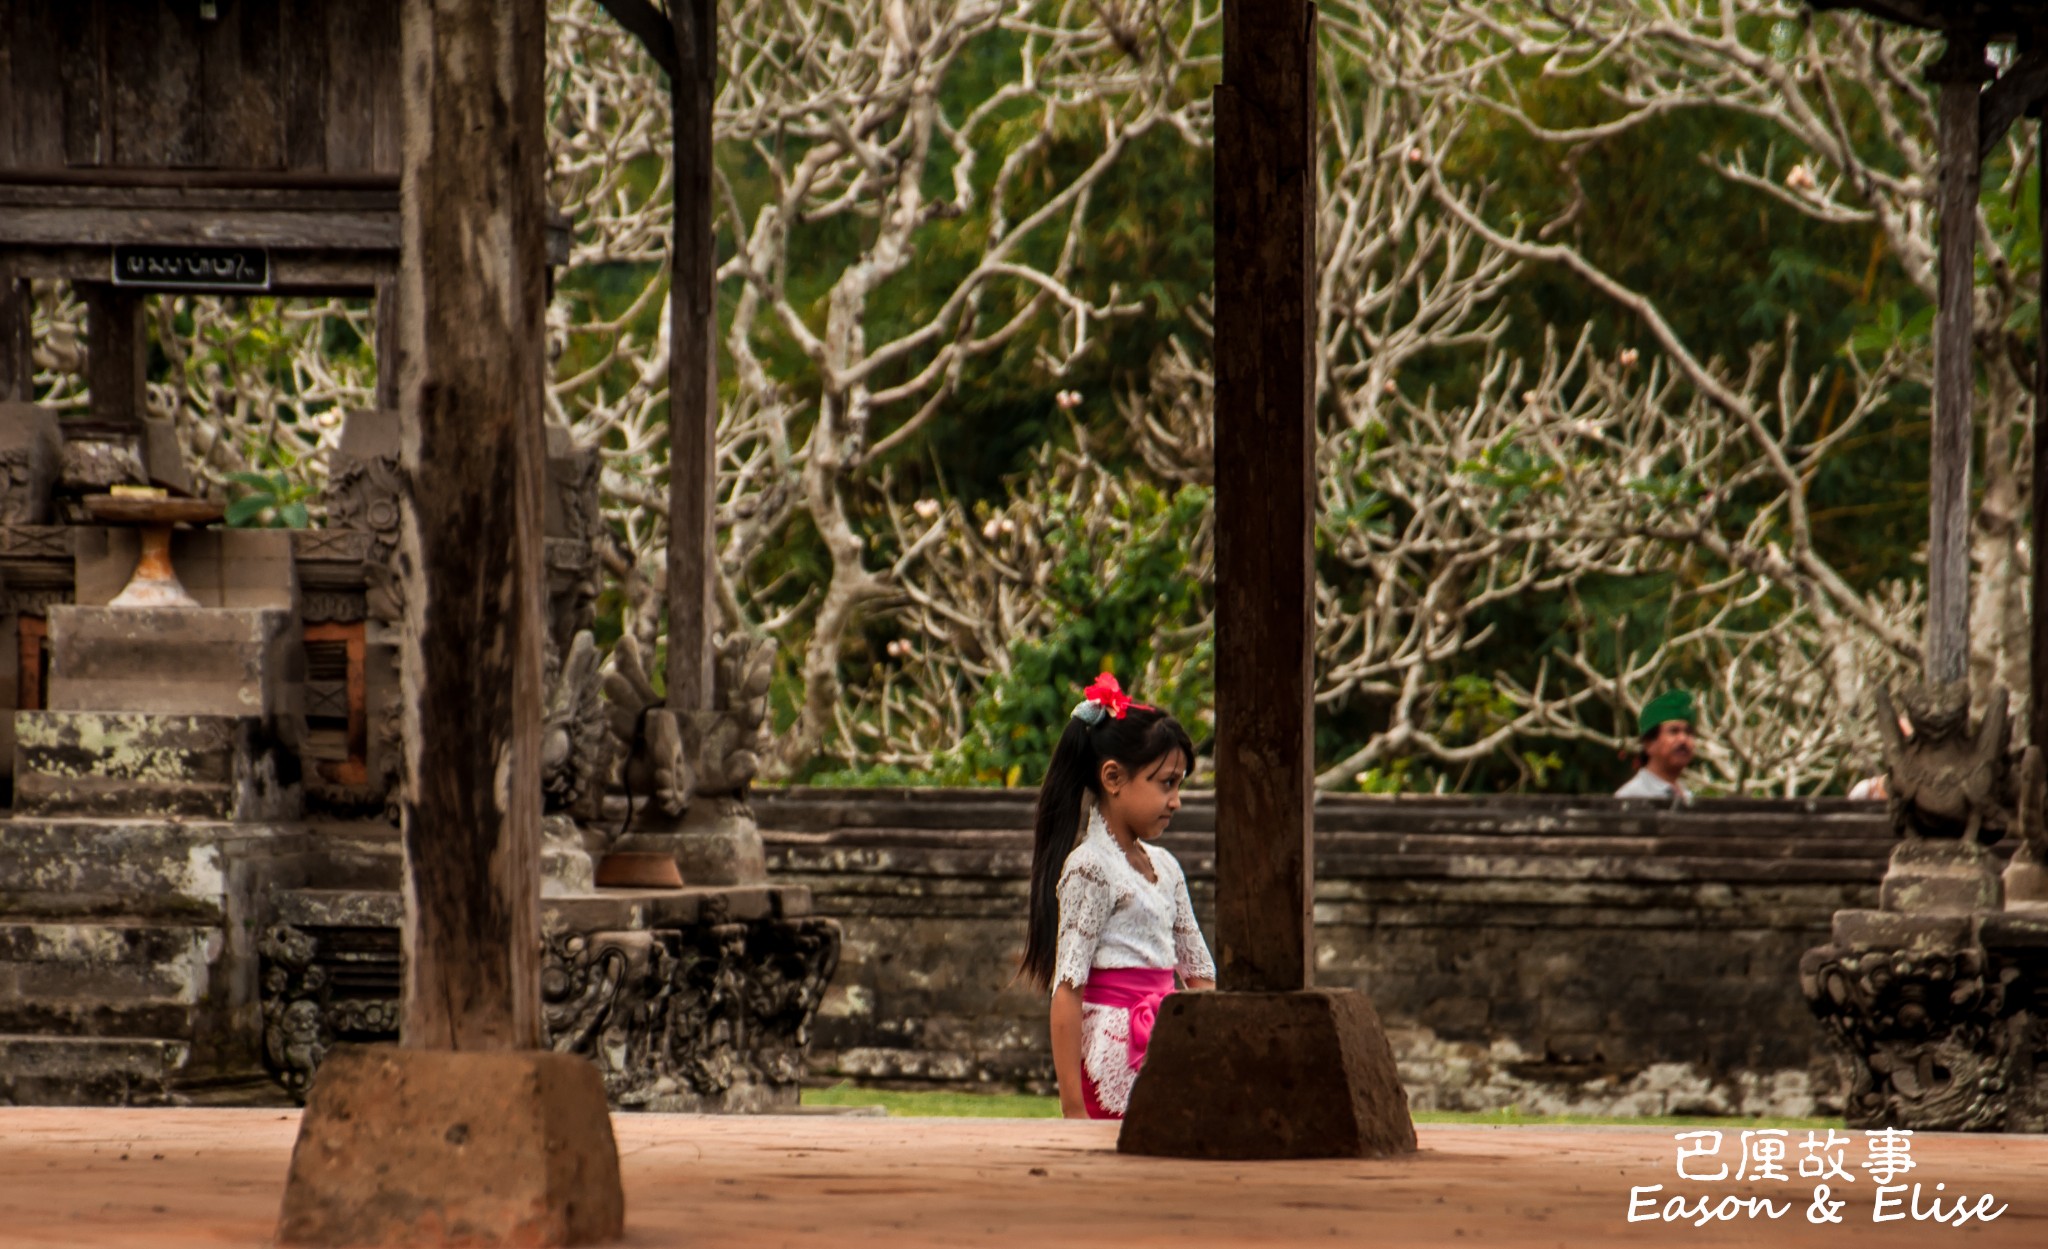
[1876,682,2014,845]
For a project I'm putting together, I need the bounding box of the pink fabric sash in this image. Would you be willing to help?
[1082,967,1176,1070]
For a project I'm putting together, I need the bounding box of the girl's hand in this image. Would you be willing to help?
[1185,977,1215,992]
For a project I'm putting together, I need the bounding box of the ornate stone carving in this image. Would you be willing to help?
[257,922,402,1099]
[543,629,613,814]
[259,912,841,1111]
[1877,683,2022,844]
[603,633,691,824]
[0,525,74,560]
[322,454,403,563]
[688,633,775,797]
[1800,940,2019,1130]
[299,590,367,624]
[4,586,71,616]
[289,529,375,565]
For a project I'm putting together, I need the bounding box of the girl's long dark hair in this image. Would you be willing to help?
[1020,704,1195,992]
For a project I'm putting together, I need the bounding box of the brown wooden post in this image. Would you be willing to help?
[1929,31,1990,688]
[0,274,31,403]
[1211,0,1316,992]
[2035,112,2048,754]
[1118,0,1414,1160]
[664,0,717,717]
[393,0,550,1052]
[80,283,147,424]
[373,278,401,413]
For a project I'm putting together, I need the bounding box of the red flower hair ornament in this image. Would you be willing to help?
[1071,672,1153,726]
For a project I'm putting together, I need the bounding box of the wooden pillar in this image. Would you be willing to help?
[373,278,401,413]
[80,283,147,424]
[1929,32,1990,688]
[394,0,549,1052]
[1212,0,1316,992]
[664,0,717,716]
[2035,112,2048,754]
[0,273,31,403]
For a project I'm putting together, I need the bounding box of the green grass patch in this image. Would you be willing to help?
[801,1083,1842,1128]
[803,1083,1060,1118]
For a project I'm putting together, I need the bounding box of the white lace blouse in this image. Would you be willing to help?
[1053,809,1217,1114]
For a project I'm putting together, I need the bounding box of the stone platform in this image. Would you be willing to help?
[1,1108,2044,1247]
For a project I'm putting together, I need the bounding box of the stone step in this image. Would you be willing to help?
[0,1035,192,1106]
[0,818,295,920]
[14,711,298,821]
[0,918,219,1006]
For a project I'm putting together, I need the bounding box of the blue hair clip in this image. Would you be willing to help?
[1071,699,1106,726]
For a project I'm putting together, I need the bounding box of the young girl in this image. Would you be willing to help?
[1020,673,1216,1120]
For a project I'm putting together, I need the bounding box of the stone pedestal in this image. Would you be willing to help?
[1117,989,1417,1159]
[611,795,766,886]
[277,1045,624,1247]
[46,605,304,726]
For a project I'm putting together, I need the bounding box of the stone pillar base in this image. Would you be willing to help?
[1117,988,1417,1159]
[278,1045,624,1247]
[611,795,765,886]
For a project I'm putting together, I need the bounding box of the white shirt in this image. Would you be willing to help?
[1615,768,1690,803]
[1053,808,1216,992]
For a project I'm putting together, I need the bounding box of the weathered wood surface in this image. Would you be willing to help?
[0,274,29,402]
[395,0,550,1052]
[665,0,718,716]
[0,207,398,251]
[1927,32,1989,687]
[2037,119,2048,754]
[1212,0,1317,992]
[0,1,401,176]
[3,246,397,296]
[80,284,145,425]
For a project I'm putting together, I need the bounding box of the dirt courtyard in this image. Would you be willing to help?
[0,1108,2041,1247]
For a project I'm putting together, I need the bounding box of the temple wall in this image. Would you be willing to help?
[760,791,1894,1117]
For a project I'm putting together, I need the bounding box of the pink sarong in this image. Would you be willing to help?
[1079,967,1175,1120]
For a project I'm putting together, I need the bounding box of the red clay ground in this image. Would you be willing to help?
[0,1108,2042,1247]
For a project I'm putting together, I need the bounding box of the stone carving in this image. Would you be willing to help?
[299,590,367,624]
[288,529,375,565]
[689,633,775,797]
[1799,941,2018,1130]
[4,586,71,616]
[0,404,61,523]
[543,629,612,814]
[1877,683,2021,844]
[260,913,841,1110]
[322,448,404,622]
[0,525,74,559]
[603,633,691,823]
[257,922,402,1099]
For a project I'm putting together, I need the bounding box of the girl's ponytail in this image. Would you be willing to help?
[1020,717,1096,993]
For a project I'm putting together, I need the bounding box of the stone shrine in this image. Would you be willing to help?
[0,1,835,1111]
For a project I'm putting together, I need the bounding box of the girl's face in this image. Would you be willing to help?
[1100,749,1189,841]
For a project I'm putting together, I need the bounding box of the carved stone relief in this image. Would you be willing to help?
[258,913,840,1110]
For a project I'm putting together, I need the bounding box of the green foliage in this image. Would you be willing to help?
[224,470,313,529]
[938,481,1214,788]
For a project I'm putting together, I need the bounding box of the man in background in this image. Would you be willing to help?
[1616,690,1696,803]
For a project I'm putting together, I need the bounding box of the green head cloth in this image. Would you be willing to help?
[1638,690,1696,737]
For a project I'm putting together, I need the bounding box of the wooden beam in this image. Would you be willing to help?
[665,0,717,717]
[394,0,549,1051]
[1928,31,1989,688]
[0,272,29,403]
[1980,47,2048,161]
[1212,0,1316,992]
[593,0,680,82]
[80,283,146,424]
